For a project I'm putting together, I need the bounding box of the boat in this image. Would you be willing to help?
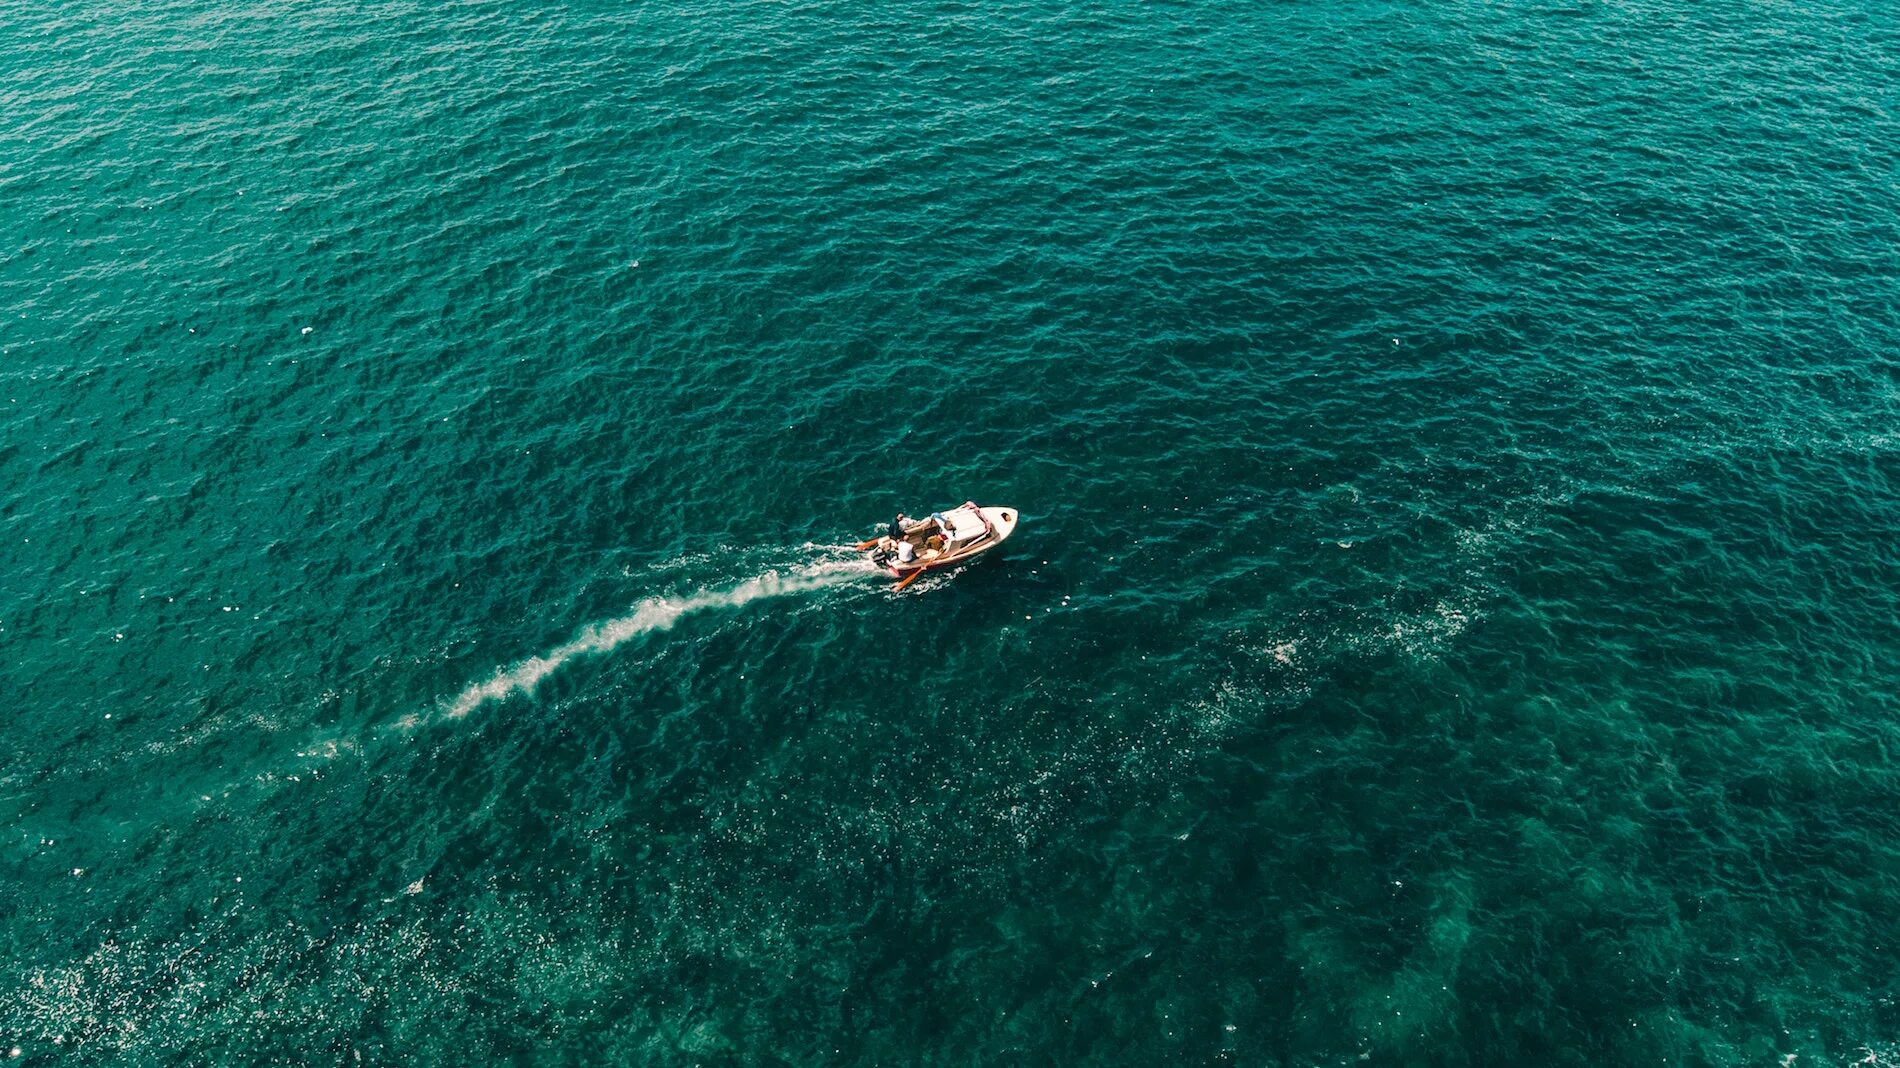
[857,502,1019,590]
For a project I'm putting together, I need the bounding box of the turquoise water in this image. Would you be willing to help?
[6,0,1900,1062]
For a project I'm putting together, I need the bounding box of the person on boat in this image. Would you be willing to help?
[962,501,993,536]
[926,511,951,541]
[888,513,910,541]
[896,538,916,564]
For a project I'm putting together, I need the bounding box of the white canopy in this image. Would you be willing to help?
[941,506,988,543]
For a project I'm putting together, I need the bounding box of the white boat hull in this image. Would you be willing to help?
[866,504,1018,581]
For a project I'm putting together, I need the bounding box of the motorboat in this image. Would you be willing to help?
[858,502,1019,590]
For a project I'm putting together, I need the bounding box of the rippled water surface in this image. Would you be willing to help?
[6,0,1900,1063]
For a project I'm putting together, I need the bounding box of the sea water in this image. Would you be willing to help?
[5,0,1900,1062]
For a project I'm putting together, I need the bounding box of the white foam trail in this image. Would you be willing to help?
[445,559,865,719]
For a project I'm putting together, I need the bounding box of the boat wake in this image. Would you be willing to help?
[444,555,867,719]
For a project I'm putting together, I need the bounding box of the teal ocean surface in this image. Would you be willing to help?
[6,0,1900,1063]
